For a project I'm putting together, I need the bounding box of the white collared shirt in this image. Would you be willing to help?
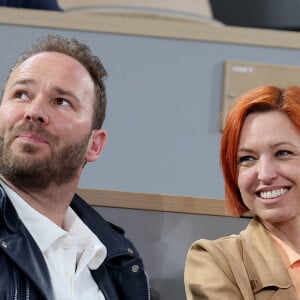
[1,180,107,300]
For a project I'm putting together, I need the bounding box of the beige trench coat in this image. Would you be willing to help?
[184,217,298,300]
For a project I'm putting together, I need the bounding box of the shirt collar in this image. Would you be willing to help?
[0,179,107,269]
[269,231,300,268]
[0,179,65,252]
[63,206,107,269]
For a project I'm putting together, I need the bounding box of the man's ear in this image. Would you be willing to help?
[85,129,107,162]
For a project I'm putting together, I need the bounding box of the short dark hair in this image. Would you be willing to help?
[8,34,107,129]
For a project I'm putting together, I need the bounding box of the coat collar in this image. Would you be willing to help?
[0,185,20,232]
[0,186,140,300]
[70,193,138,260]
[0,186,137,261]
[241,217,293,292]
[0,184,54,299]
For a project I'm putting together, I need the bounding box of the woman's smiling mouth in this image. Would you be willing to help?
[257,188,289,199]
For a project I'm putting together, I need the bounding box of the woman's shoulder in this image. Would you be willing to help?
[190,232,243,256]
[189,218,261,257]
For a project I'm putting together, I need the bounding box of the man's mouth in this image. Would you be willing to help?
[17,133,48,144]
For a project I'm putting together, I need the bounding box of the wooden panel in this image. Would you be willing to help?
[58,0,212,19]
[77,188,228,216]
[1,8,300,50]
[220,60,300,129]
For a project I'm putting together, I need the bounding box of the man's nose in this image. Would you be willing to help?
[24,98,49,125]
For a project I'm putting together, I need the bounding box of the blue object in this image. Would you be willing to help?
[0,0,63,11]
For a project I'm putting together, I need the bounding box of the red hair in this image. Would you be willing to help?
[221,85,300,216]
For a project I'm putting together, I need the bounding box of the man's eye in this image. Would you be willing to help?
[16,92,29,100]
[56,98,71,106]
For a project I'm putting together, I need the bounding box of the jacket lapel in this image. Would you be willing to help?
[0,188,53,299]
[241,218,296,298]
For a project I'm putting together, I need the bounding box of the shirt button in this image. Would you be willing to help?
[95,252,102,261]
[132,265,139,273]
[62,239,70,249]
[127,248,134,254]
[1,241,7,248]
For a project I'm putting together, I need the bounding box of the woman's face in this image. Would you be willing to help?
[237,110,300,225]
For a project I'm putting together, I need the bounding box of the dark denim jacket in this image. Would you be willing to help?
[0,187,151,299]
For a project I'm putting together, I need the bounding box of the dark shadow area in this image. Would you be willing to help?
[210,0,300,31]
[0,0,63,11]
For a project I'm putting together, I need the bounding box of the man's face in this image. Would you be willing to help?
[0,52,106,189]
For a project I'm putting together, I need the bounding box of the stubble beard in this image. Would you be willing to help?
[0,122,91,190]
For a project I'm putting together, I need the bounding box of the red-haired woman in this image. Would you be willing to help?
[185,85,300,299]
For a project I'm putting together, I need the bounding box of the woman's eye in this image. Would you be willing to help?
[56,98,71,107]
[238,156,255,165]
[276,150,292,157]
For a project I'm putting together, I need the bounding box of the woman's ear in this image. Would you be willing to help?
[85,129,107,162]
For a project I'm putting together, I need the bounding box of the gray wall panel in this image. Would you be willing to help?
[1,24,300,199]
[95,206,250,300]
[0,23,299,299]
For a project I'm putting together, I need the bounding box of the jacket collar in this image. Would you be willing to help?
[0,186,137,261]
[0,186,138,300]
[70,193,138,260]
[241,217,293,292]
[0,184,54,299]
[0,185,20,232]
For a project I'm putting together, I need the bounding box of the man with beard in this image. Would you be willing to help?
[0,34,152,300]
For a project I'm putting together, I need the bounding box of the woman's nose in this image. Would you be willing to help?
[257,158,278,183]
